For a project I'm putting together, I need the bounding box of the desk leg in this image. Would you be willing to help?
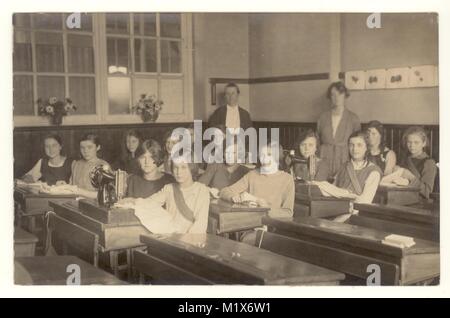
[110,251,119,277]
[126,249,133,282]
[27,216,36,234]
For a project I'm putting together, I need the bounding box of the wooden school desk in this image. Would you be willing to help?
[374,184,420,206]
[261,216,439,285]
[294,183,350,218]
[133,233,345,285]
[49,200,150,277]
[14,227,38,257]
[15,256,126,285]
[350,203,439,242]
[208,199,269,237]
[14,187,77,235]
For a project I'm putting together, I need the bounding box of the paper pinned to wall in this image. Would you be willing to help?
[386,67,409,89]
[365,69,386,90]
[409,65,438,87]
[345,70,365,90]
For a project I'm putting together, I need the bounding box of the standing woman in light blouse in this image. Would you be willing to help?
[317,82,361,179]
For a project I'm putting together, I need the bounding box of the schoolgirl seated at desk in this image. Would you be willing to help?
[125,139,175,199]
[199,141,250,191]
[22,134,72,186]
[219,141,295,218]
[69,133,109,199]
[313,131,382,205]
[398,126,437,200]
[366,121,397,176]
[159,129,182,175]
[113,129,142,176]
[286,130,329,182]
[118,152,210,234]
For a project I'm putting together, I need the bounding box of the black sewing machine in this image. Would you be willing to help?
[90,165,127,208]
[283,150,316,182]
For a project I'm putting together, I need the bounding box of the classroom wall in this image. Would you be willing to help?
[247,13,439,125]
[192,13,250,122]
[342,13,439,124]
[248,13,336,122]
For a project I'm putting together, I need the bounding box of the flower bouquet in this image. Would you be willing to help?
[132,94,163,122]
[37,97,77,125]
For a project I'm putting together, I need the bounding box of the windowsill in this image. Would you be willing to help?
[13,113,193,128]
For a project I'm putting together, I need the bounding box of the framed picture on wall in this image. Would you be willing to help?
[345,70,365,90]
[365,69,386,90]
[386,67,409,89]
[409,65,437,87]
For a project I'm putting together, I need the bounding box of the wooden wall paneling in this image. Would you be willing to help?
[13,122,439,178]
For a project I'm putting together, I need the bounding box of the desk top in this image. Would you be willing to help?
[14,187,78,199]
[354,203,439,225]
[295,193,350,202]
[14,256,126,285]
[377,185,421,193]
[263,216,439,258]
[210,199,270,213]
[140,233,345,285]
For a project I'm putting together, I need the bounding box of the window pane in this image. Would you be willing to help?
[133,13,156,36]
[37,76,65,102]
[108,77,130,114]
[107,38,129,74]
[69,77,96,114]
[106,13,129,34]
[14,31,32,72]
[133,78,158,102]
[35,32,64,72]
[33,13,62,30]
[160,79,183,114]
[13,75,34,115]
[13,13,31,28]
[64,13,92,31]
[160,13,181,38]
[68,34,94,73]
[134,39,156,72]
[161,40,181,73]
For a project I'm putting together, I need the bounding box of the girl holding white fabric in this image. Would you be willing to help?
[119,153,210,234]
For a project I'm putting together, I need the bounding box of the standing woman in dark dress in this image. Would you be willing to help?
[317,82,361,179]
[115,129,142,176]
[366,120,397,176]
[22,134,72,185]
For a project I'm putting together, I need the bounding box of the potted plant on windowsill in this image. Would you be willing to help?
[132,94,163,123]
[37,97,77,126]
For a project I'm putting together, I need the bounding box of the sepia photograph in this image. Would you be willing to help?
[9,9,442,290]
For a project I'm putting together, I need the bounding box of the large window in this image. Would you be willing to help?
[13,13,96,117]
[106,13,184,116]
[13,12,193,126]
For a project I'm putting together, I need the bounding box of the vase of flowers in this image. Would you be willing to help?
[132,94,163,123]
[37,97,77,126]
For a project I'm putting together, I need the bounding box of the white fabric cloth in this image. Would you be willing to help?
[133,182,210,234]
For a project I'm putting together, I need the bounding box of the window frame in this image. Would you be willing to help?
[13,12,194,127]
